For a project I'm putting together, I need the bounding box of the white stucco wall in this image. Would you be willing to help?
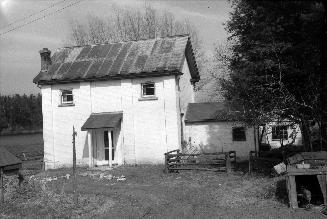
[41,72,192,168]
[184,122,257,160]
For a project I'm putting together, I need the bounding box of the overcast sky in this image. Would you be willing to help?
[0,0,231,95]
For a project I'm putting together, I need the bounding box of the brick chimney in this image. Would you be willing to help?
[39,48,52,72]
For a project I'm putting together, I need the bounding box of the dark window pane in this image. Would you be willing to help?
[104,131,109,147]
[105,149,109,160]
[233,127,246,141]
[142,83,155,96]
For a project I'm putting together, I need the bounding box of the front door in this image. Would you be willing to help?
[95,129,115,166]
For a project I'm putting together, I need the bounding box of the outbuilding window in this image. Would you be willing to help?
[142,82,155,97]
[272,125,288,141]
[60,89,74,105]
[232,127,246,141]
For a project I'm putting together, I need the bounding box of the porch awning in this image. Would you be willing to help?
[81,112,123,131]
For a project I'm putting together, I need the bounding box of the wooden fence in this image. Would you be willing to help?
[164,150,236,173]
[248,151,282,173]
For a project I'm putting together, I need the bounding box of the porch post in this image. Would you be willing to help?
[108,131,112,168]
[88,130,93,167]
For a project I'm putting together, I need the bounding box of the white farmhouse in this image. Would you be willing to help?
[33,35,199,169]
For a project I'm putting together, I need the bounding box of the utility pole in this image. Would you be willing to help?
[72,126,78,205]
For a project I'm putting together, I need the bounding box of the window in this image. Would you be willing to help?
[141,82,155,97]
[104,131,114,161]
[232,127,246,141]
[60,89,73,105]
[272,125,288,141]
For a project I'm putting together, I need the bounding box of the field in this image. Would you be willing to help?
[0,133,44,169]
[0,134,325,218]
[0,165,325,218]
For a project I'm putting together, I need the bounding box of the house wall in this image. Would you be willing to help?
[260,122,302,148]
[41,73,188,168]
[178,59,195,143]
[184,122,257,160]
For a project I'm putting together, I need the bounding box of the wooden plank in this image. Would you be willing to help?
[0,168,3,203]
[169,167,227,171]
[169,162,226,166]
[288,175,298,208]
[317,174,327,205]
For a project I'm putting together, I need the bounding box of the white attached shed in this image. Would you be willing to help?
[184,102,258,161]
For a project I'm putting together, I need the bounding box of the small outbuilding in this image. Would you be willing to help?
[184,102,258,161]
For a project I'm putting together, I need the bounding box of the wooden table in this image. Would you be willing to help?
[286,167,327,208]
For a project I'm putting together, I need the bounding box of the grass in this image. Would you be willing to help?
[1,165,326,219]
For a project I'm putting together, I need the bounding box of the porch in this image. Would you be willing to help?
[81,112,123,167]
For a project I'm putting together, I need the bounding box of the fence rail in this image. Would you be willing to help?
[164,150,236,173]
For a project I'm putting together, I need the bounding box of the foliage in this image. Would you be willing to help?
[223,0,327,150]
[0,93,42,132]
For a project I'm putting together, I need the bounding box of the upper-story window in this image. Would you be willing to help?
[139,82,158,101]
[142,82,155,97]
[272,125,288,141]
[60,89,74,106]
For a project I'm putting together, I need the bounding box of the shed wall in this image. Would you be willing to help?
[185,122,256,160]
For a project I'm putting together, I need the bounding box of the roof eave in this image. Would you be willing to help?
[35,70,183,86]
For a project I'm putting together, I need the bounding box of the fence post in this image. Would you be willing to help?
[249,152,252,174]
[0,168,3,204]
[72,126,78,205]
[164,153,169,173]
[226,153,231,174]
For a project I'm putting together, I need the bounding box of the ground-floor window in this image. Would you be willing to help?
[232,127,246,141]
[272,125,288,141]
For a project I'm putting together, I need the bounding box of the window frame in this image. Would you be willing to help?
[59,89,74,106]
[271,125,288,141]
[232,127,246,141]
[139,82,158,101]
[141,82,156,97]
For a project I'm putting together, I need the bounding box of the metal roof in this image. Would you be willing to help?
[33,35,199,85]
[0,147,22,168]
[81,112,123,130]
[184,102,242,123]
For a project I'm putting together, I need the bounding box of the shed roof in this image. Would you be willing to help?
[0,147,22,168]
[184,102,243,123]
[33,35,199,85]
[81,112,123,131]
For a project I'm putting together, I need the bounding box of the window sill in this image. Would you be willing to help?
[58,103,75,107]
[138,96,158,101]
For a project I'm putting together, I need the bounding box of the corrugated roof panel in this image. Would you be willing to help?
[65,47,83,62]
[52,62,72,80]
[159,39,175,54]
[76,46,92,60]
[106,43,122,59]
[133,55,148,72]
[84,60,104,78]
[120,42,139,75]
[109,42,132,75]
[47,63,62,76]
[128,39,155,73]
[52,48,72,63]
[87,44,112,59]
[64,61,92,79]
[97,59,114,77]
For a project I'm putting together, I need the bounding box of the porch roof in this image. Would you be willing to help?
[81,112,123,131]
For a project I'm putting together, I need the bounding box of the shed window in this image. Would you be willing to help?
[272,125,288,141]
[61,90,73,105]
[141,82,155,97]
[232,127,246,141]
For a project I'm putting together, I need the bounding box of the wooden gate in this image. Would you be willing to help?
[164,150,235,173]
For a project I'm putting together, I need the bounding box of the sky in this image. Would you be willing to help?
[0,0,231,95]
